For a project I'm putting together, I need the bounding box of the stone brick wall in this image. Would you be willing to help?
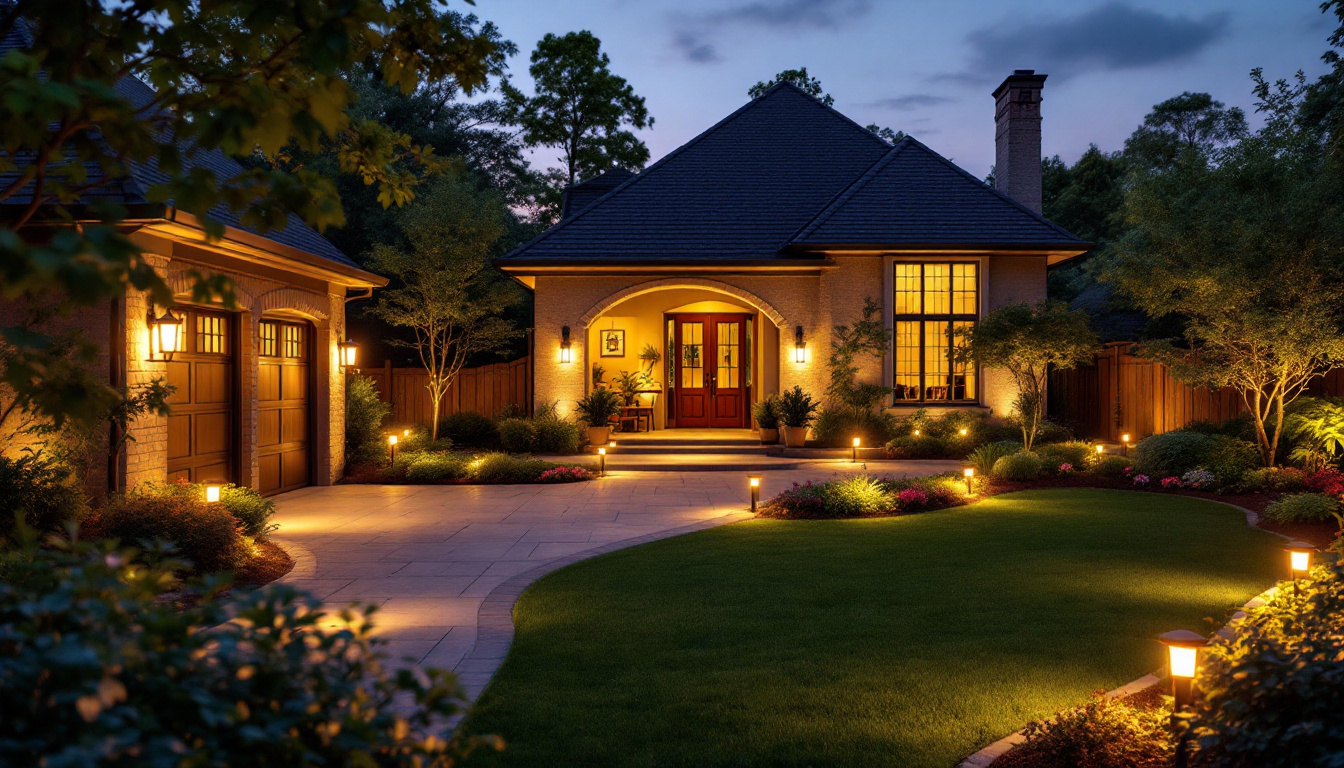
[982,255,1048,417]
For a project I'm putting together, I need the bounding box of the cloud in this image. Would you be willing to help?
[668,0,871,64]
[865,93,953,111]
[937,3,1230,85]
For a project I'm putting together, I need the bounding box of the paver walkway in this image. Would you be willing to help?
[272,460,959,700]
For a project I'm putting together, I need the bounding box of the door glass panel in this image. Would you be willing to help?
[717,321,739,389]
[680,322,703,389]
[923,321,949,400]
[666,318,675,390]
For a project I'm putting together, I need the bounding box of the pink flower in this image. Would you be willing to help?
[1124,467,1134,476]
[1133,474,1150,486]
[1161,476,1182,488]
[1059,463,1074,473]
[897,488,929,509]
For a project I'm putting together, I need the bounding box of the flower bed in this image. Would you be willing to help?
[346,450,593,485]
[757,473,967,519]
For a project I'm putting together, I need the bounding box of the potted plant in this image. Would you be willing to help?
[753,395,781,444]
[777,386,817,448]
[638,343,662,376]
[614,370,644,406]
[575,387,622,445]
[592,364,606,388]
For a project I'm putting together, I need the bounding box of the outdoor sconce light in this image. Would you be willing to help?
[794,326,806,364]
[962,466,975,495]
[560,325,573,364]
[388,434,398,462]
[148,306,185,362]
[852,437,861,462]
[597,446,606,477]
[1286,541,1316,593]
[204,485,222,504]
[1121,433,1131,456]
[749,475,762,513]
[1160,628,1208,767]
[338,337,359,371]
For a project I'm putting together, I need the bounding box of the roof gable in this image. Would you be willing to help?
[499,83,892,262]
[789,137,1086,248]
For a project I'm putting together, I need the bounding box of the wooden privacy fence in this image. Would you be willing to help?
[1049,342,1344,441]
[359,356,531,426]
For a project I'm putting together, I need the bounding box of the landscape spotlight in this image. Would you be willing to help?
[959,427,968,437]
[388,434,398,462]
[1286,541,1316,593]
[749,475,762,513]
[962,466,975,495]
[1096,443,1106,456]
[1121,433,1131,456]
[205,485,222,504]
[851,436,860,462]
[913,429,920,437]
[1159,629,1208,768]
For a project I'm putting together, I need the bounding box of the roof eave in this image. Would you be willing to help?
[494,256,836,276]
[782,241,1093,264]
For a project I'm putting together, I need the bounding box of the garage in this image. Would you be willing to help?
[166,308,238,485]
[257,318,312,495]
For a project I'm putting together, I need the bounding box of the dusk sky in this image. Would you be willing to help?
[476,0,1337,178]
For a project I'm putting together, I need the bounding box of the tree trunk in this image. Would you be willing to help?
[430,390,442,442]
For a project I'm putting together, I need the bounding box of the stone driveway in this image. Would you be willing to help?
[271,461,958,700]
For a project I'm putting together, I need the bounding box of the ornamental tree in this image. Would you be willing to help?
[958,301,1098,450]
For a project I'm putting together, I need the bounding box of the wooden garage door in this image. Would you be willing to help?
[258,319,311,495]
[167,309,237,484]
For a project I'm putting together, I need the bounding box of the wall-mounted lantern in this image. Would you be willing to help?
[338,337,359,371]
[560,325,573,364]
[794,326,806,364]
[148,307,185,362]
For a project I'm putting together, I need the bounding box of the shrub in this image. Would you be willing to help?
[532,416,581,454]
[574,387,622,428]
[812,407,896,448]
[1204,436,1260,485]
[882,474,964,512]
[757,481,828,519]
[1304,468,1344,496]
[0,537,496,767]
[1262,493,1339,524]
[1180,412,1257,442]
[404,453,467,482]
[1160,476,1182,489]
[84,492,245,573]
[992,452,1043,482]
[470,453,554,484]
[758,474,964,519]
[0,453,87,540]
[1181,468,1217,490]
[399,426,454,454]
[220,484,277,537]
[776,386,818,428]
[1187,561,1344,766]
[998,689,1173,768]
[884,433,953,459]
[966,440,1023,475]
[1133,432,1258,482]
[823,476,890,516]
[1089,455,1133,479]
[1238,466,1308,493]
[1036,440,1098,472]
[752,395,780,430]
[438,411,500,449]
[497,418,537,454]
[344,375,392,470]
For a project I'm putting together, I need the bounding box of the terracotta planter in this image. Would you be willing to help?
[758,428,779,445]
[587,425,612,446]
[783,426,808,448]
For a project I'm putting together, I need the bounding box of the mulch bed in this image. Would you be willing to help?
[234,539,294,589]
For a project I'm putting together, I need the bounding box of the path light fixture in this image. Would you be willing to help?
[403,429,410,438]
[205,484,222,504]
[749,475,762,513]
[1121,433,1131,456]
[851,437,861,462]
[1160,629,1208,768]
[962,466,975,496]
[794,326,806,364]
[1096,443,1106,457]
[338,337,359,371]
[597,446,606,477]
[560,325,572,364]
[958,427,968,437]
[148,306,185,362]
[1286,541,1316,593]
[913,428,920,437]
[609,441,616,448]
[388,434,398,462]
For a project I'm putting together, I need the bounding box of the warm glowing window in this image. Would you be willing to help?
[196,314,227,355]
[283,325,304,358]
[893,262,978,403]
[259,322,278,357]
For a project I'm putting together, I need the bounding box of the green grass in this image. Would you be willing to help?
[462,490,1283,768]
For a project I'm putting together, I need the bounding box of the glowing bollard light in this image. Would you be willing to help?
[958,428,968,437]
[1286,540,1316,593]
[748,475,762,513]
[403,429,410,438]
[205,485,222,504]
[962,466,975,496]
[913,429,920,437]
[851,437,861,462]
[1121,433,1131,456]
[1160,629,1208,768]
[388,434,398,462]
[597,447,606,477]
[1096,443,1106,457]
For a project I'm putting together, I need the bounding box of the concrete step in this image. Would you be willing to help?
[598,455,811,472]
[605,436,764,447]
[603,444,784,456]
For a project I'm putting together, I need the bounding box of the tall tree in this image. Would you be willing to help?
[502,30,653,196]
[1042,145,1126,303]
[1123,91,1248,171]
[365,177,522,440]
[0,0,500,429]
[1103,71,1344,466]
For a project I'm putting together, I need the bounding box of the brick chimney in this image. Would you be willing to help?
[993,69,1047,214]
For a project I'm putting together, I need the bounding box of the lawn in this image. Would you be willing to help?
[461,489,1284,768]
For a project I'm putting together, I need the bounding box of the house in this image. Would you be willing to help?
[496,70,1091,429]
[1,66,385,495]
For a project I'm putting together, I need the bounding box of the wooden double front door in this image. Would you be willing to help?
[671,313,749,428]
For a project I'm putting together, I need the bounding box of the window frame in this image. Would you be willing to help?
[891,260,981,405]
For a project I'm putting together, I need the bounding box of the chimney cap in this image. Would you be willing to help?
[993,70,1048,99]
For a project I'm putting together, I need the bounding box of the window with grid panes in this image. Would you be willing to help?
[892,262,977,403]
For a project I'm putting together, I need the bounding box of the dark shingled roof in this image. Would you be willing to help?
[791,137,1084,247]
[561,168,634,219]
[0,20,357,270]
[499,82,1087,266]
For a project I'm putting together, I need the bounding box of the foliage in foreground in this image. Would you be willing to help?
[757,474,965,519]
[83,489,247,573]
[996,689,1174,768]
[0,453,88,540]
[0,534,498,767]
